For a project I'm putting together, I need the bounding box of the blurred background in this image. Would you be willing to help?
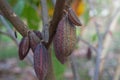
[0,0,120,80]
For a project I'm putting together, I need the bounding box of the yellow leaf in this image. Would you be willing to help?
[76,1,85,16]
[72,0,85,16]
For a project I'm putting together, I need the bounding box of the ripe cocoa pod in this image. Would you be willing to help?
[19,37,30,60]
[68,8,82,26]
[28,32,39,51]
[33,30,42,40]
[34,43,49,80]
[53,15,77,64]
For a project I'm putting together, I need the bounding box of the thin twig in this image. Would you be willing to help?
[41,0,49,42]
[0,30,9,37]
[0,15,18,45]
[70,55,80,80]
[93,22,103,80]
[103,8,120,39]
[40,0,49,25]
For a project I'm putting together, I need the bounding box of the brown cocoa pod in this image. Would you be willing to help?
[33,30,42,40]
[53,15,77,64]
[68,8,82,26]
[19,37,30,60]
[86,47,92,60]
[28,32,39,51]
[34,43,49,80]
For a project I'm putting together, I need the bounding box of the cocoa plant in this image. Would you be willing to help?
[53,8,81,64]
[0,0,80,79]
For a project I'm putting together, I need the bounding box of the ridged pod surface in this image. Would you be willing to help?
[53,15,76,64]
[68,8,82,26]
[34,43,49,80]
[19,37,30,60]
[33,30,42,40]
[28,32,39,51]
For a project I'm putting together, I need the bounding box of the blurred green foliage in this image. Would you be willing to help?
[0,40,17,60]
[52,47,66,80]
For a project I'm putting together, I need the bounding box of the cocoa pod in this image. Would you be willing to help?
[19,37,30,60]
[33,30,42,40]
[34,43,49,80]
[53,15,77,64]
[68,8,82,26]
[28,32,39,51]
[86,47,92,60]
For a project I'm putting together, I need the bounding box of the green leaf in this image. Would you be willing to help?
[92,34,98,42]
[76,27,81,36]
[7,0,17,6]
[83,9,89,25]
[13,0,25,16]
[22,3,40,30]
[52,47,66,80]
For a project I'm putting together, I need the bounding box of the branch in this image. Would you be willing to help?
[0,15,18,45]
[40,0,49,42]
[93,22,103,80]
[0,0,29,37]
[40,0,49,26]
[70,55,80,80]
